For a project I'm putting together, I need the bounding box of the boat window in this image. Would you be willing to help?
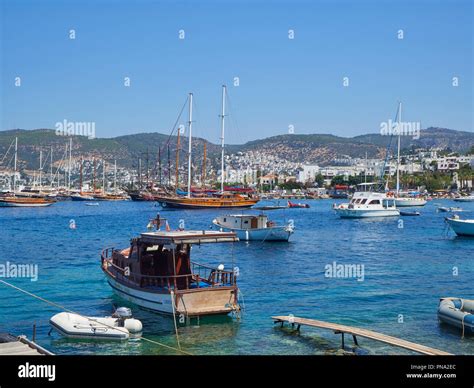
[223,218,226,222]
[368,200,380,205]
[360,199,367,204]
[244,220,249,224]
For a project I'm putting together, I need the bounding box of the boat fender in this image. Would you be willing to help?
[123,318,143,334]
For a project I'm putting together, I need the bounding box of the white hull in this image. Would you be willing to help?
[454,197,474,202]
[393,198,427,207]
[446,218,474,237]
[50,312,142,340]
[335,208,400,218]
[217,225,292,241]
[107,277,174,314]
[0,201,53,207]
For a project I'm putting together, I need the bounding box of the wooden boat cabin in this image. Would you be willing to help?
[101,230,240,317]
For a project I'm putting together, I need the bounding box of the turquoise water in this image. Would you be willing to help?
[0,199,473,355]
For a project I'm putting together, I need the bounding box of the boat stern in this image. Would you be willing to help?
[175,286,239,317]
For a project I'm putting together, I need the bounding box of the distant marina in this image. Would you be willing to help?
[0,94,473,356]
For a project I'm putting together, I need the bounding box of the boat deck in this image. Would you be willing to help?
[272,316,452,355]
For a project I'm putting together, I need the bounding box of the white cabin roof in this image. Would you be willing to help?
[140,230,238,244]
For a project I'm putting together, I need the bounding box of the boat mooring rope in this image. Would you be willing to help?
[170,290,181,350]
[0,279,192,355]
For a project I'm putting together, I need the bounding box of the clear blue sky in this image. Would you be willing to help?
[0,0,472,144]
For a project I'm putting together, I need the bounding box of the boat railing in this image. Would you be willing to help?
[191,261,235,286]
[101,249,235,290]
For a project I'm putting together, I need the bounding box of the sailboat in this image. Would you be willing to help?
[390,102,427,207]
[0,138,55,207]
[156,86,259,209]
[70,157,95,201]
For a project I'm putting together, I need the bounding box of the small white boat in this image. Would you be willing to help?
[438,206,463,213]
[213,214,294,241]
[454,195,474,202]
[49,307,142,340]
[400,210,420,216]
[85,202,99,206]
[445,216,474,237]
[394,197,427,207]
[333,183,400,218]
[438,298,474,334]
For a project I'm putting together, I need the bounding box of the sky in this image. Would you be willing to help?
[0,0,472,144]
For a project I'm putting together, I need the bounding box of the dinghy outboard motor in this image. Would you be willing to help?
[113,307,143,334]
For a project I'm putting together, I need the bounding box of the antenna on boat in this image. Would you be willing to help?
[220,85,226,192]
[187,93,193,198]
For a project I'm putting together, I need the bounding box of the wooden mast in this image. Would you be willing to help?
[175,129,180,189]
[92,158,96,192]
[167,144,171,186]
[202,142,206,187]
[158,148,162,186]
[79,157,83,194]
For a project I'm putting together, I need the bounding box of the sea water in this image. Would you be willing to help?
[0,199,472,355]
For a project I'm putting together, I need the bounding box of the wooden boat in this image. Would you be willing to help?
[70,193,95,201]
[128,190,155,201]
[157,192,258,209]
[158,87,259,210]
[94,193,129,201]
[438,298,474,334]
[287,200,310,209]
[213,214,294,241]
[101,222,241,317]
[0,196,55,207]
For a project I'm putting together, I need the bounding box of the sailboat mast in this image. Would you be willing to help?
[102,160,106,193]
[68,138,72,191]
[167,144,171,186]
[79,157,83,193]
[146,148,149,187]
[13,137,18,193]
[175,129,180,189]
[50,146,53,187]
[114,160,117,193]
[93,158,96,191]
[220,85,226,192]
[138,157,142,188]
[158,148,162,186]
[364,152,367,184]
[187,93,193,198]
[39,149,42,190]
[396,101,402,194]
[202,142,207,187]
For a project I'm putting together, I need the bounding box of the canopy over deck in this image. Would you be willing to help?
[140,230,239,244]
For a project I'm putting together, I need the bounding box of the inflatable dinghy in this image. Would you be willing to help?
[50,307,142,340]
[438,298,474,335]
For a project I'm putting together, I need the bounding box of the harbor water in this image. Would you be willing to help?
[0,199,473,355]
